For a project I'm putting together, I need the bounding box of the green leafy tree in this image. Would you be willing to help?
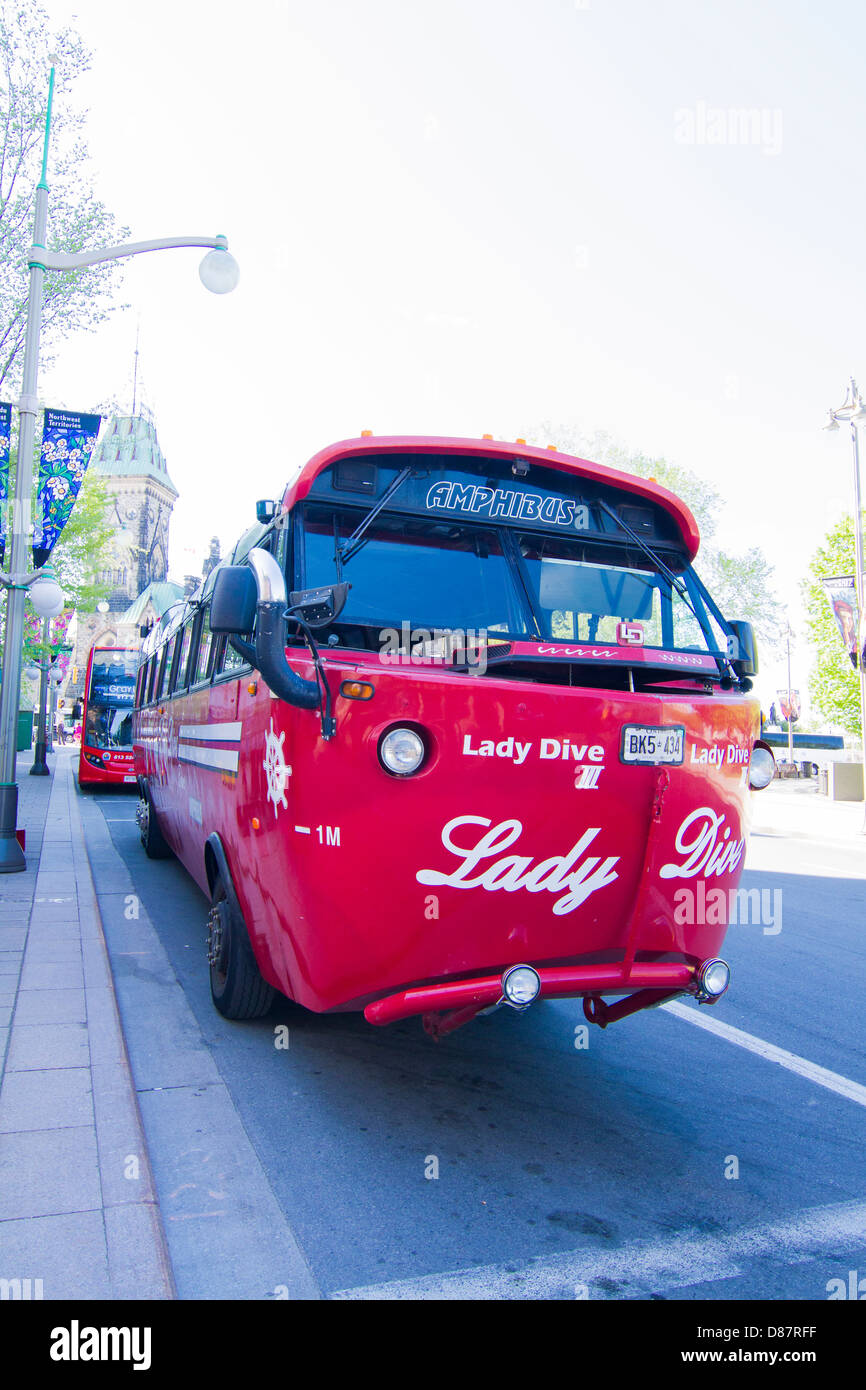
[802,514,862,735]
[0,0,127,391]
[524,423,784,646]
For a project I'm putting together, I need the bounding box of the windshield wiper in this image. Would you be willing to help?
[598,499,737,679]
[597,498,691,601]
[337,466,417,570]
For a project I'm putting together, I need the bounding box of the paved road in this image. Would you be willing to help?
[80,784,866,1300]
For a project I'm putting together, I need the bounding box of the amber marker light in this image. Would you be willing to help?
[247,681,258,695]
[340,680,375,700]
[361,429,373,436]
[482,433,493,439]
[251,817,261,830]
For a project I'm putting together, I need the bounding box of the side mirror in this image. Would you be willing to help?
[288,583,350,629]
[211,566,257,634]
[726,620,758,678]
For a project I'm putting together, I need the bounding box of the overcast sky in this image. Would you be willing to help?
[36,0,866,713]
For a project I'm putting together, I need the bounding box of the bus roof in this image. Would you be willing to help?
[279,435,702,560]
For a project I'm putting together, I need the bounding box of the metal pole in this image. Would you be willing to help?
[0,69,53,870]
[850,422,866,827]
[786,629,794,768]
[29,615,50,775]
[47,679,56,753]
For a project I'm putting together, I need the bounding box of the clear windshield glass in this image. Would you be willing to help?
[303,508,530,637]
[517,535,726,656]
[86,652,138,749]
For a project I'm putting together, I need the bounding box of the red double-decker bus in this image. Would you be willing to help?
[132,434,774,1039]
[78,646,139,788]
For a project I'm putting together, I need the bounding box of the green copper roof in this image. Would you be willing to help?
[91,412,178,497]
[121,580,185,627]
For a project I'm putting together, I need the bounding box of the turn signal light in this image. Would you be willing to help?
[340,680,375,700]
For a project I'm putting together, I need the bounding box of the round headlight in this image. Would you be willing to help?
[697,957,730,1000]
[379,727,425,776]
[502,964,541,1007]
[749,744,776,790]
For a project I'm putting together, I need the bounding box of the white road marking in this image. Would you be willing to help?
[331,1196,866,1300]
[661,999,866,1108]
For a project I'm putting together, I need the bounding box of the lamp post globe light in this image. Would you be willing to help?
[0,66,239,872]
[823,377,866,830]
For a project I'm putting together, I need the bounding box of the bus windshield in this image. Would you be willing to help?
[301,505,727,660]
[85,652,139,749]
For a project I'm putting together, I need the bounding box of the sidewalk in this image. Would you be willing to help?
[750,777,866,843]
[0,745,173,1299]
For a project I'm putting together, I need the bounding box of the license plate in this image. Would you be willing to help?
[621,724,685,765]
[123,775,137,783]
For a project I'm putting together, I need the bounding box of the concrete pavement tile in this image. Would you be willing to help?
[104,1202,174,1299]
[0,929,28,949]
[0,1066,94,1132]
[18,960,84,990]
[23,939,82,964]
[91,1061,157,1206]
[34,872,78,893]
[0,1007,10,1028]
[26,921,82,941]
[7,1021,89,1071]
[0,1125,101,1219]
[0,1210,111,1299]
[0,992,15,1009]
[13,988,86,1025]
[0,958,22,975]
[84,985,125,1069]
[81,934,113,992]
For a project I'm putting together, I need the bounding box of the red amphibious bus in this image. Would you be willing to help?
[78,646,139,788]
[133,435,774,1039]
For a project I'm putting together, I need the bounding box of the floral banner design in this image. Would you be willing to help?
[820,574,860,669]
[0,400,12,566]
[32,409,103,568]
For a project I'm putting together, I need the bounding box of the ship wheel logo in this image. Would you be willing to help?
[263,718,292,817]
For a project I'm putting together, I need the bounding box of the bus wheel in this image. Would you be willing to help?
[137,790,172,860]
[207,874,274,1020]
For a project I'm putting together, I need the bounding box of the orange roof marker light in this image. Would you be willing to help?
[515,437,527,445]
[482,433,493,439]
[547,444,558,451]
[361,429,373,437]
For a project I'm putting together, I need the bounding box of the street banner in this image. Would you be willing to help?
[0,400,12,566]
[32,409,102,567]
[777,689,801,723]
[819,574,860,669]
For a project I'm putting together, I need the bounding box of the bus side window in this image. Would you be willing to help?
[135,662,146,708]
[154,642,171,700]
[192,606,214,686]
[146,654,158,704]
[171,619,196,695]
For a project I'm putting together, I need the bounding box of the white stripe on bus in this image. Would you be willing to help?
[177,722,243,742]
[177,743,240,773]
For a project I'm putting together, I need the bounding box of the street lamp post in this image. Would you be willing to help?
[823,377,866,828]
[0,65,239,872]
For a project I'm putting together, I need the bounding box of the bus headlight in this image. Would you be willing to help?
[749,743,776,790]
[379,726,426,776]
[502,964,541,1008]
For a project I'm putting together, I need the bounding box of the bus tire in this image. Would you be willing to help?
[208,871,274,1020]
[138,787,172,860]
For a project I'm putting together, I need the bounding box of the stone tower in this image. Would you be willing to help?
[67,409,179,700]
[89,409,179,609]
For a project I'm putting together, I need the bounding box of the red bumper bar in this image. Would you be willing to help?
[363,961,695,1028]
